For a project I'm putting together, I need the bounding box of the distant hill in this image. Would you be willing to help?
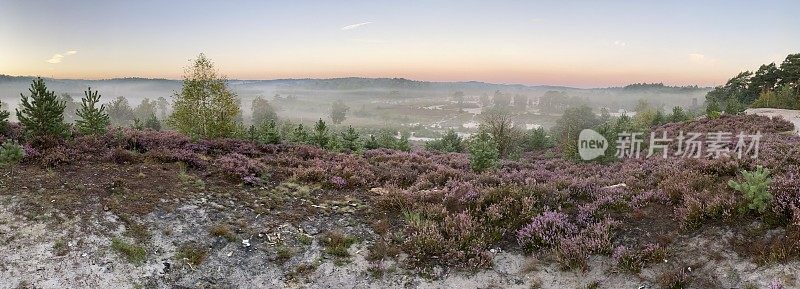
[0,74,707,92]
[0,75,711,111]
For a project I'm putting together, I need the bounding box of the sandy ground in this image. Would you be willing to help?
[1,192,798,289]
[746,108,800,135]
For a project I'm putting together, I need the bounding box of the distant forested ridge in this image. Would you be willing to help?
[0,74,708,94]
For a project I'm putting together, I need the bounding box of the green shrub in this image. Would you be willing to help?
[143,113,161,131]
[552,105,601,160]
[425,129,463,153]
[751,84,800,110]
[176,242,208,267]
[728,166,773,213]
[321,231,357,258]
[706,101,722,119]
[110,238,146,265]
[468,132,499,173]
[523,127,551,151]
[0,142,25,166]
[725,97,744,115]
[667,106,690,122]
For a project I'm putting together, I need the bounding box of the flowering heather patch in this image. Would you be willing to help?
[106,147,139,164]
[22,144,39,160]
[1,122,23,141]
[144,148,208,169]
[120,128,191,152]
[630,190,670,209]
[770,173,800,225]
[517,211,578,250]
[612,243,666,273]
[554,219,617,270]
[40,146,76,167]
[654,114,794,136]
[214,153,265,181]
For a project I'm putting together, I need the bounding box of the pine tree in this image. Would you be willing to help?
[16,77,67,138]
[396,131,411,152]
[376,129,397,149]
[143,113,162,131]
[469,132,499,173]
[328,134,344,152]
[311,119,330,149]
[258,119,281,145]
[364,135,379,150]
[0,108,9,134]
[247,125,258,141]
[522,127,550,151]
[76,87,110,135]
[341,125,361,152]
[425,129,464,152]
[668,106,688,122]
[291,124,309,144]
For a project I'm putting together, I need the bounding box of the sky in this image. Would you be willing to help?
[1,0,798,88]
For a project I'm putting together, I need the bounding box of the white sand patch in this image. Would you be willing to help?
[745,108,800,135]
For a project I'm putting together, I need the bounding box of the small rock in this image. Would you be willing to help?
[303,225,319,235]
[162,262,171,274]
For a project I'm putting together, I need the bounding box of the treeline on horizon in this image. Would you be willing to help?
[0,73,710,92]
[705,53,800,113]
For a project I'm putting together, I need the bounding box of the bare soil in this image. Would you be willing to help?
[1,163,797,289]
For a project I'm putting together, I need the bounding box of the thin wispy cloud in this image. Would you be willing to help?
[46,50,78,64]
[341,22,372,31]
[613,41,627,47]
[47,54,64,64]
[688,53,717,64]
[688,53,705,61]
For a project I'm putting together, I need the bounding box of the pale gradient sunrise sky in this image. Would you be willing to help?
[1,0,798,88]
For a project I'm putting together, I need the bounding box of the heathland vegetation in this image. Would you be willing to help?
[2,53,800,288]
